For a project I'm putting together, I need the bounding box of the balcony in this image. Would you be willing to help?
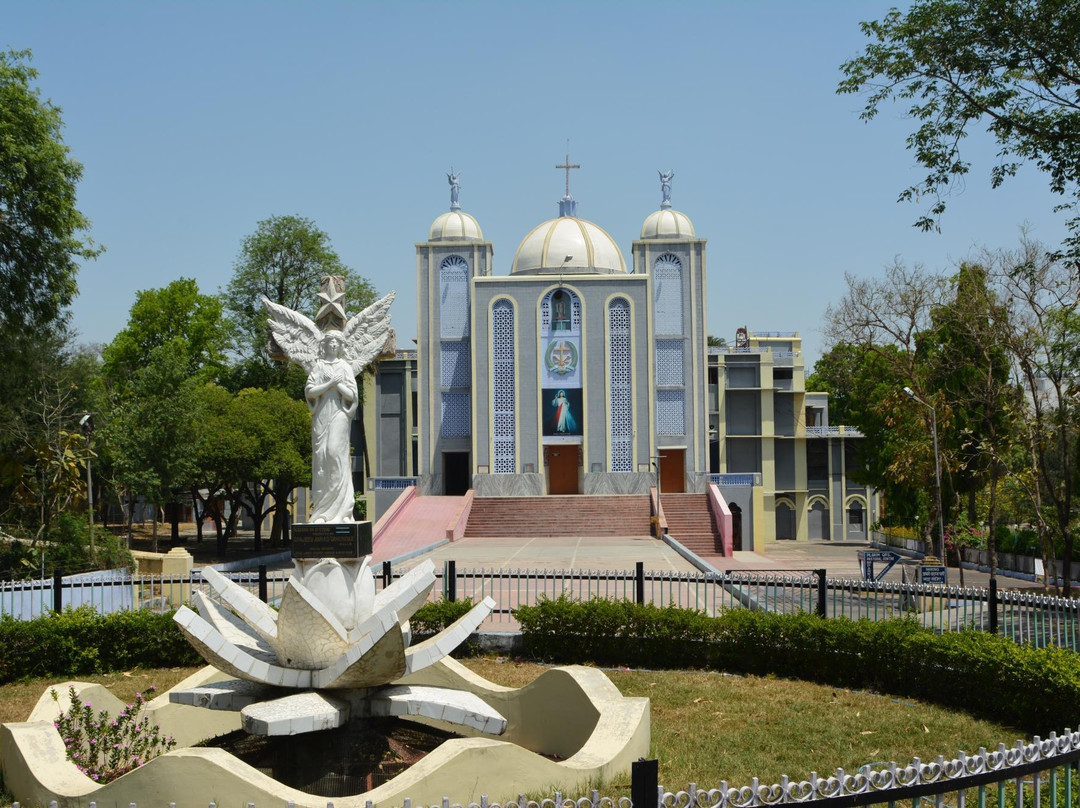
[805,425,864,438]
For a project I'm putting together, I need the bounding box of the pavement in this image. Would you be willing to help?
[390,535,1049,592]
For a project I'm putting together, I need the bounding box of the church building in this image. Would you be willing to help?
[414,166,710,498]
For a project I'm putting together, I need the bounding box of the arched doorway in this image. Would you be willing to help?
[808,499,830,540]
[775,500,795,540]
[846,499,866,540]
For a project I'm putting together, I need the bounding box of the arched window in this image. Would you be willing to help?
[492,300,516,473]
[541,289,581,334]
[440,255,469,338]
[653,253,683,334]
[608,298,632,471]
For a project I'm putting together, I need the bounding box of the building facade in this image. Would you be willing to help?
[358,171,879,547]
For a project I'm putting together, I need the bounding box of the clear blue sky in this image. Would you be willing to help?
[7,1,1071,369]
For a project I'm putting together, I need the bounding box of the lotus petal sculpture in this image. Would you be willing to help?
[170,558,505,736]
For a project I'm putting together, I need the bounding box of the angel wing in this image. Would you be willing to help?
[341,291,396,375]
[261,296,321,373]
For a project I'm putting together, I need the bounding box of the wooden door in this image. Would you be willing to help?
[659,449,685,494]
[545,446,580,494]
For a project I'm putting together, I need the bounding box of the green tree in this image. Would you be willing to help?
[102,278,228,385]
[0,49,101,337]
[103,345,201,552]
[223,215,375,395]
[838,0,1080,256]
[919,263,1020,576]
[808,343,926,528]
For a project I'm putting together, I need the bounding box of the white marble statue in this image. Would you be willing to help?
[262,290,395,523]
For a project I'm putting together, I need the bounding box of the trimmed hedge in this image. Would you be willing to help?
[0,607,201,684]
[0,599,478,685]
[515,596,1080,733]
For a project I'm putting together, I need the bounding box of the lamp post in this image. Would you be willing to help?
[78,413,95,558]
[902,387,945,575]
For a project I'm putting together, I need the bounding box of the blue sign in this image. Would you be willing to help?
[859,550,901,581]
[918,566,948,586]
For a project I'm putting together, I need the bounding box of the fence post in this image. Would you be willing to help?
[446,560,457,602]
[636,561,645,605]
[815,568,826,618]
[631,758,659,808]
[382,560,392,588]
[53,569,63,614]
[258,565,268,603]
[989,576,999,634]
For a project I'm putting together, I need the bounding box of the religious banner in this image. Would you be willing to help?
[542,387,583,437]
[542,336,581,387]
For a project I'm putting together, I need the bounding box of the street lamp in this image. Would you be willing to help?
[902,387,945,574]
[78,413,95,558]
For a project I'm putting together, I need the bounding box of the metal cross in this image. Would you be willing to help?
[556,146,580,197]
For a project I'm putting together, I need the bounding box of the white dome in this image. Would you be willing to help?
[640,208,695,239]
[511,216,626,275]
[429,211,483,241]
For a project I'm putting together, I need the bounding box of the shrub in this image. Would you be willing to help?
[51,685,175,782]
[514,596,1080,733]
[0,607,200,684]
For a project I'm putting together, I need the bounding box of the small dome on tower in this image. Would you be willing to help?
[511,216,626,275]
[429,210,484,241]
[640,208,695,239]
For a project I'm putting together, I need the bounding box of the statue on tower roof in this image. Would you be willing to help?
[447,169,461,211]
[659,169,675,209]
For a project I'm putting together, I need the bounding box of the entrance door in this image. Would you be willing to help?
[730,502,743,551]
[443,452,470,495]
[659,449,685,494]
[545,446,580,494]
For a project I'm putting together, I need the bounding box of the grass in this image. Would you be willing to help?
[0,659,1023,798]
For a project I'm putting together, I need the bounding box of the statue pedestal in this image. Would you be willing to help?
[292,522,373,559]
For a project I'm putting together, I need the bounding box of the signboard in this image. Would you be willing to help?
[292,522,373,559]
[858,550,901,581]
[917,565,948,586]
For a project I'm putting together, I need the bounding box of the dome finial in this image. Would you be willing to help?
[659,170,675,210]
[447,168,462,212]
[556,142,580,217]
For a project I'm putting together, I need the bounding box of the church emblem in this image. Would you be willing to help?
[545,339,578,376]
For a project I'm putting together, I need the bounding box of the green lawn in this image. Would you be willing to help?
[0,659,1023,800]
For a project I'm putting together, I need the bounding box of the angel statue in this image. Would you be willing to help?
[262,289,396,524]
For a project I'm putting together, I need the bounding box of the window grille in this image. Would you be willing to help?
[655,339,683,386]
[439,255,470,338]
[440,341,470,388]
[440,392,470,438]
[492,300,516,473]
[541,289,580,334]
[657,389,685,435]
[609,299,633,471]
[654,253,683,334]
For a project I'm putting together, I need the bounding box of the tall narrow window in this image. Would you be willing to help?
[654,253,683,334]
[440,255,469,338]
[608,299,633,471]
[492,300,516,473]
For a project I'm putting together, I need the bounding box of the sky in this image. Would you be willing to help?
[6,1,1072,369]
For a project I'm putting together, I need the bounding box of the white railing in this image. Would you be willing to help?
[709,473,761,487]
[805,426,864,438]
[370,477,418,490]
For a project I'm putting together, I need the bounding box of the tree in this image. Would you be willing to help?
[102,278,228,385]
[223,215,375,394]
[103,345,201,552]
[823,263,952,556]
[989,238,1080,593]
[838,1,1080,257]
[0,49,101,337]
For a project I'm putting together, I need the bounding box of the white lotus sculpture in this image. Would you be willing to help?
[170,558,504,736]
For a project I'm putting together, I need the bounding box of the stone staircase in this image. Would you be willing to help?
[464,496,652,538]
[661,493,724,555]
